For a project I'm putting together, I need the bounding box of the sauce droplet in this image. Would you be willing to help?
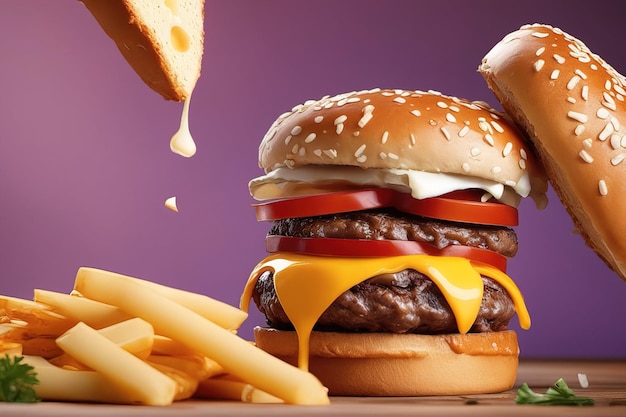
[170,94,196,157]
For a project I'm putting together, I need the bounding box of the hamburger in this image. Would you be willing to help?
[240,88,548,396]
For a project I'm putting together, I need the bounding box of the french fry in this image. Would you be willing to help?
[147,354,214,380]
[33,289,132,329]
[147,361,199,401]
[74,268,330,405]
[77,267,247,330]
[0,295,74,358]
[0,341,22,356]
[49,317,155,369]
[56,322,177,406]
[97,318,154,359]
[195,374,283,403]
[21,355,146,404]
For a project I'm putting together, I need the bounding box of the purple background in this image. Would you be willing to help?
[1,0,625,358]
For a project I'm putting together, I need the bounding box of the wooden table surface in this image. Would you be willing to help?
[2,359,625,416]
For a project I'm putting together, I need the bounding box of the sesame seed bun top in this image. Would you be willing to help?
[479,23,626,281]
[257,88,548,204]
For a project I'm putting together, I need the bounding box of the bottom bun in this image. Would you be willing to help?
[254,327,519,396]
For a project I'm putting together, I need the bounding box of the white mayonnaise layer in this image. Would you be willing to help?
[249,166,542,208]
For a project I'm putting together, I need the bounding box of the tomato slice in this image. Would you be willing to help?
[266,235,507,272]
[254,188,518,226]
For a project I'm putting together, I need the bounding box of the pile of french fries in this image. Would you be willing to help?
[0,267,329,406]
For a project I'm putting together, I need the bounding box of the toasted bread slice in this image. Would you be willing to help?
[81,0,204,101]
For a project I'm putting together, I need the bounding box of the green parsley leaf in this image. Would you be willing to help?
[0,354,41,403]
[515,378,594,406]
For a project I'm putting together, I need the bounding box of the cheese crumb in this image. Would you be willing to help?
[165,196,179,212]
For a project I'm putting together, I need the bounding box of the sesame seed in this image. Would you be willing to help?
[381,131,389,144]
[410,110,422,117]
[436,101,448,108]
[285,135,292,145]
[449,105,461,113]
[599,122,614,140]
[334,115,348,125]
[520,149,528,160]
[304,133,316,143]
[602,94,617,110]
[353,131,360,137]
[567,97,577,104]
[597,108,610,119]
[610,134,622,150]
[393,97,406,104]
[534,59,545,71]
[429,120,437,126]
[313,149,322,157]
[567,75,581,90]
[356,155,367,163]
[536,46,546,56]
[335,124,344,135]
[579,149,593,163]
[575,69,588,79]
[471,147,481,156]
[611,154,625,165]
[519,159,526,169]
[599,179,608,196]
[605,80,612,90]
[441,127,451,141]
[359,105,375,128]
[291,144,299,154]
[285,159,295,168]
[582,85,589,101]
[484,134,495,146]
[503,142,513,157]
[446,113,456,123]
[532,32,549,38]
[314,116,324,123]
[614,84,626,96]
[491,166,502,174]
[567,111,588,123]
[462,163,471,172]
[388,152,399,160]
[298,147,306,157]
[459,126,470,137]
[323,149,337,159]
[550,69,560,80]
[582,138,592,149]
[291,126,303,135]
[410,133,416,146]
[611,117,621,130]
[355,144,366,158]
[479,121,490,132]
[379,152,387,159]
[553,54,566,64]
[491,121,504,133]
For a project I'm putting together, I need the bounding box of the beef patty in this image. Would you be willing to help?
[252,209,519,334]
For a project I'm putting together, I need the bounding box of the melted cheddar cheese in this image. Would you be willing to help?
[241,253,530,371]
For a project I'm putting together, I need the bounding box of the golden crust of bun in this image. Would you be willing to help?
[258,89,547,202]
[254,327,519,396]
[480,24,626,282]
[81,0,204,101]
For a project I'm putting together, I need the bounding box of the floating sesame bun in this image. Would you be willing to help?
[480,24,626,282]
[254,328,519,396]
[258,89,547,205]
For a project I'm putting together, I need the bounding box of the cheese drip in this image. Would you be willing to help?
[241,253,530,371]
